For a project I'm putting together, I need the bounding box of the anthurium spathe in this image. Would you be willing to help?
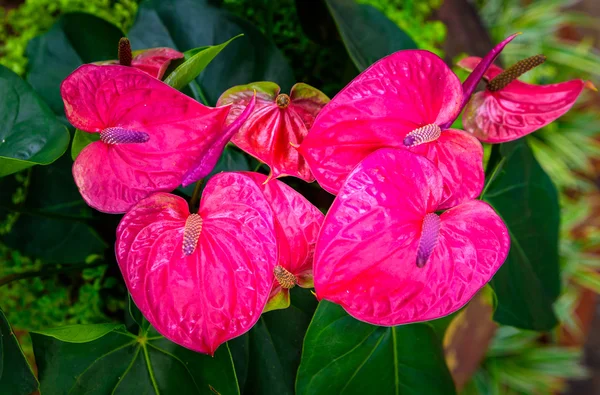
[97,38,184,80]
[458,55,595,143]
[115,173,278,355]
[241,172,324,312]
[217,82,329,182]
[299,50,484,209]
[62,64,251,213]
[313,148,510,326]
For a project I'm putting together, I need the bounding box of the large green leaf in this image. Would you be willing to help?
[0,65,69,177]
[128,0,295,105]
[483,140,560,330]
[26,12,124,115]
[164,34,242,90]
[32,312,239,394]
[296,301,456,395]
[0,153,108,263]
[324,0,417,71]
[229,287,318,395]
[0,308,39,395]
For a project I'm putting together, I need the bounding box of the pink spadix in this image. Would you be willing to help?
[416,213,440,268]
[99,127,149,145]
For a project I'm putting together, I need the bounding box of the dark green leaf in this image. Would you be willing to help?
[230,287,318,395]
[483,140,560,330]
[26,13,124,115]
[0,153,108,263]
[71,129,100,160]
[0,65,69,176]
[164,34,243,90]
[128,0,295,105]
[0,307,39,395]
[324,0,417,70]
[33,323,125,343]
[296,301,456,395]
[32,318,240,394]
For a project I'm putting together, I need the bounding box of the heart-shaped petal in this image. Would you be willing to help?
[299,50,479,207]
[314,148,509,326]
[218,82,329,182]
[458,56,591,143]
[115,172,278,354]
[241,172,324,311]
[62,64,231,213]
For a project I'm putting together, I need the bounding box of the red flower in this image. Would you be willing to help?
[98,47,183,79]
[300,50,484,209]
[458,56,595,143]
[313,149,510,326]
[218,82,329,182]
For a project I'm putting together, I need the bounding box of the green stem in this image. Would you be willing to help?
[253,161,263,172]
[0,260,107,288]
[189,179,205,212]
[189,80,210,106]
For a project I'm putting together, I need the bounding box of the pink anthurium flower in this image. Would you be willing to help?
[299,50,484,209]
[62,64,254,213]
[115,173,278,355]
[217,82,329,182]
[314,148,510,326]
[458,55,596,143]
[241,172,324,312]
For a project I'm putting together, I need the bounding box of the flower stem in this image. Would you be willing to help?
[189,179,205,212]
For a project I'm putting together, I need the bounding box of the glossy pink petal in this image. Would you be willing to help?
[299,50,481,207]
[458,56,592,143]
[97,47,184,79]
[115,172,278,355]
[242,172,324,311]
[217,82,329,182]
[62,64,232,213]
[314,148,509,326]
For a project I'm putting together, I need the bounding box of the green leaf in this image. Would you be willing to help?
[324,0,417,71]
[71,129,100,160]
[26,12,124,115]
[0,65,69,177]
[0,307,39,395]
[32,315,240,394]
[296,301,456,395]
[230,287,317,395]
[128,0,295,105]
[0,153,108,263]
[32,323,125,343]
[164,34,243,90]
[483,140,560,330]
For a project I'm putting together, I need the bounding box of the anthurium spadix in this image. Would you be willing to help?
[458,55,596,143]
[97,38,184,80]
[299,50,484,209]
[61,64,254,213]
[217,82,329,182]
[241,172,324,312]
[313,149,510,326]
[115,173,278,355]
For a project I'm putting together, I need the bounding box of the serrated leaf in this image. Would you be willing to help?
[0,65,69,176]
